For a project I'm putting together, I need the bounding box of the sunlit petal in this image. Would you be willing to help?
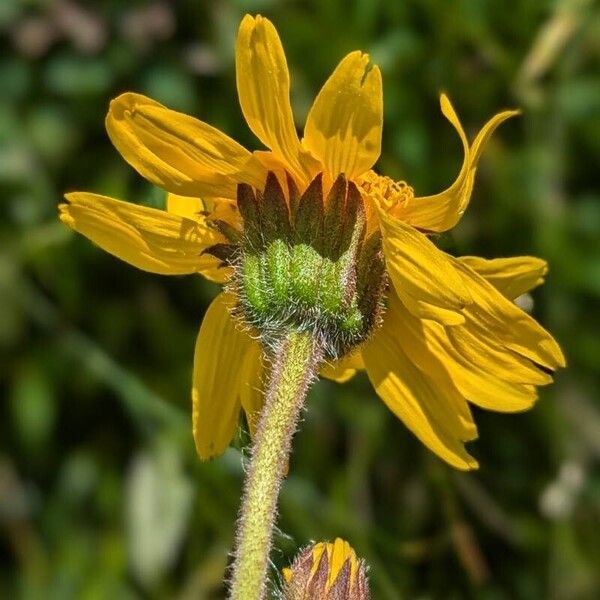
[106,92,265,198]
[239,340,265,438]
[236,15,315,183]
[363,302,479,470]
[303,51,383,180]
[399,95,519,232]
[389,290,539,413]
[378,208,471,325]
[458,255,548,299]
[455,259,565,370]
[192,294,261,459]
[320,350,365,383]
[60,192,227,280]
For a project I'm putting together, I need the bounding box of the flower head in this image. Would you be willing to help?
[282,538,370,600]
[59,14,565,468]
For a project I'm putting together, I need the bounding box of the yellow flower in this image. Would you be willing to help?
[282,538,369,599]
[59,14,565,469]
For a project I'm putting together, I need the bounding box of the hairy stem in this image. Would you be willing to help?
[229,330,322,600]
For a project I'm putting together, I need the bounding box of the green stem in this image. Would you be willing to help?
[229,330,322,600]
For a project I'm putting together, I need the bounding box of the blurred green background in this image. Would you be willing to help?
[2,0,599,598]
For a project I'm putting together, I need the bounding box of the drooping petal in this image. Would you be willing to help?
[192,294,262,459]
[399,95,519,232]
[454,259,565,370]
[449,323,553,385]
[363,303,479,470]
[167,193,242,230]
[60,192,227,280]
[236,15,314,183]
[106,93,265,198]
[303,51,383,180]
[378,208,471,325]
[458,255,548,299]
[320,350,365,383]
[388,290,539,413]
[238,340,265,438]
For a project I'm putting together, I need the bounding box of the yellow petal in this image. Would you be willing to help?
[289,538,360,594]
[326,538,358,591]
[449,323,553,385]
[320,350,365,383]
[320,365,355,383]
[192,294,261,459]
[400,95,519,232]
[303,51,383,180]
[455,259,566,370]
[458,255,548,300]
[399,295,467,326]
[378,209,471,325]
[239,340,265,438]
[166,193,205,219]
[389,290,539,413]
[236,15,314,183]
[60,192,227,280]
[363,305,478,470]
[106,92,265,198]
[167,193,242,229]
[383,294,479,439]
[165,193,241,283]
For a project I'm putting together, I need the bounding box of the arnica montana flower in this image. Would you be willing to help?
[60,14,565,470]
[282,538,369,600]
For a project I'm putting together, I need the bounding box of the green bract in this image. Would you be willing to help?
[206,172,387,359]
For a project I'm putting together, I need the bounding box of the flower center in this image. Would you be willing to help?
[357,170,414,216]
[205,172,387,359]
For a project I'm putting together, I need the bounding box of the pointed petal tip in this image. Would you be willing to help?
[454,448,480,471]
[193,444,224,462]
[559,349,567,368]
[59,194,78,224]
[345,49,373,69]
[404,96,520,232]
[439,92,521,119]
[192,438,221,462]
[58,204,74,227]
[465,457,480,471]
[549,342,567,369]
[239,13,264,32]
[107,93,128,119]
[439,92,458,120]
[459,255,550,299]
[106,92,155,123]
